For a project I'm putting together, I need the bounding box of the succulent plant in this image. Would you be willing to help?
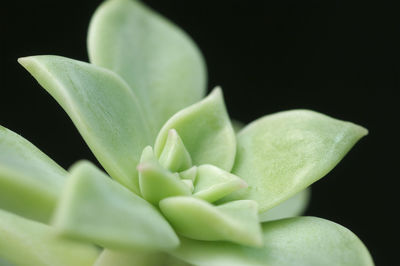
[0,0,374,265]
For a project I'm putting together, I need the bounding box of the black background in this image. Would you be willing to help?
[1,1,398,265]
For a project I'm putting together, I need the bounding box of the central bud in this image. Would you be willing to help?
[136,129,263,247]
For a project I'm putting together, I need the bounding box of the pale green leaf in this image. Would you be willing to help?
[95,249,190,266]
[155,88,236,172]
[18,55,151,194]
[0,126,66,223]
[179,166,198,181]
[223,110,368,213]
[88,0,206,133]
[52,161,179,251]
[259,188,310,222]
[138,146,191,205]
[0,209,99,266]
[160,197,262,247]
[193,164,247,203]
[172,217,374,266]
[159,129,192,172]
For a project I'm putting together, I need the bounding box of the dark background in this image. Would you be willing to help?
[1,0,397,265]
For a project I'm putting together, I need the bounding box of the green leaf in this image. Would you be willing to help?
[95,249,190,266]
[88,0,207,133]
[0,209,99,266]
[160,197,262,247]
[259,188,310,222]
[158,129,192,172]
[18,55,152,194]
[155,88,236,172]
[179,166,198,181]
[0,126,66,223]
[172,217,374,266]
[223,110,368,213]
[52,161,179,251]
[138,146,192,205]
[193,164,247,203]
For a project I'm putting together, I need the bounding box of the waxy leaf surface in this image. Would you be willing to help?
[224,110,368,212]
[0,209,99,266]
[0,126,66,223]
[193,164,247,203]
[88,0,206,134]
[160,197,262,247]
[53,161,179,251]
[138,146,191,205]
[155,88,236,172]
[172,216,374,266]
[95,249,190,266]
[259,188,310,222]
[19,56,151,194]
[158,129,192,172]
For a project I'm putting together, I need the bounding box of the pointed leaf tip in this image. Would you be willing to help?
[224,110,368,213]
[155,87,236,172]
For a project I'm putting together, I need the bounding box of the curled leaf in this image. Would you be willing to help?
[53,161,179,251]
[0,126,66,223]
[160,196,262,247]
[155,88,236,172]
[224,110,368,213]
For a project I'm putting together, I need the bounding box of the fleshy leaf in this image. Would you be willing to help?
[138,146,191,205]
[0,209,99,266]
[0,126,66,223]
[18,55,151,194]
[52,161,179,251]
[88,0,206,133]
[259,188,310,222]
[179,166,198,181]
[193,164,247,203]
[224,110,368,213]
[155,88,236,171]
[160,197,262,247]
[158,129,192,172]
[172,217,374,266]
[95,249,190,266]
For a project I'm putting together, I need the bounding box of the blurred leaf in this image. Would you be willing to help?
[223,110,368,213]
[88,0,206,133]
[95,249,190,266]
[19,55,151,194]
[52,161,179,251]
[172,217,374,266]
[0,126,66,223]
[0,209,99,266]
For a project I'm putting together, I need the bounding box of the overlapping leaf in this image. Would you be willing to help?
[88,0,206,133]
[172,217,374,266]
[19,56,151,194]
[52,161,179,251]
[155,88,236,172]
